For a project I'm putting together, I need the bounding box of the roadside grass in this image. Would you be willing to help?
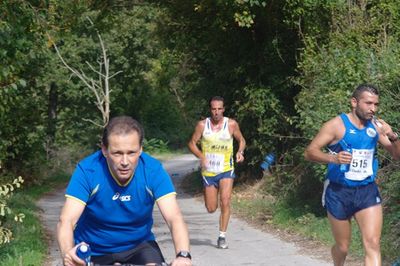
[381,212,400,263]
[231,180,367,260]
[0,172,69,266]
[268,201,363,257]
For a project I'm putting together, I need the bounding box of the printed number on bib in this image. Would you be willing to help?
[344,149,374,181]
[205,153,224,173]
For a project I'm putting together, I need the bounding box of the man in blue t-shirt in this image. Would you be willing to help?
[305,84,400,266]
[57,116,192,266]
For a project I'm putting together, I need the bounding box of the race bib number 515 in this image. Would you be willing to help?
[345,149,374,181]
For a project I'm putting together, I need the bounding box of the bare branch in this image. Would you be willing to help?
[82,118,104,128]
[109,71,123,79]
[48,17,122,128]
[86,61,106,78]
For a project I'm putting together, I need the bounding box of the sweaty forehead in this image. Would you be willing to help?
[108,132,140,144]
[358,91,379,102]
[210,100,224,108]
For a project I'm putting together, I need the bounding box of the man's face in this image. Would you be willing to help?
[101,131,142,184]
[352,91,379,121]
[210,100,225,123]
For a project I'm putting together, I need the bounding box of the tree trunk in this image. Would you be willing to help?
[47,81,58,145]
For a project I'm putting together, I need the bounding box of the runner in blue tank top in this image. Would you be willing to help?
[57,116,192,266]
[305,84,400,266]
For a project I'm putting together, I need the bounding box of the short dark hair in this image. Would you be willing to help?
[352,84,379,100]
[209,96,225,107]
[102,116,144,147]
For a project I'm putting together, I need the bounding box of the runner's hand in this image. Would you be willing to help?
[337,150,352,164]
[200,157,208,170]
[63,243,85,266]
[236,151,244,163]
[373,118,397,140]
[171,256,192,266]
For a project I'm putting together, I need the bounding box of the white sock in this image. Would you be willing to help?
[219,231,226,238]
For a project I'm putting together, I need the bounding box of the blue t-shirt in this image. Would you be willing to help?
[326,113,379,187]
[65,151,176,255]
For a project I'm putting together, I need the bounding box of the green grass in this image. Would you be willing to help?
[0,172,69,266]
[271,201,364,256]
[231,190,367,258]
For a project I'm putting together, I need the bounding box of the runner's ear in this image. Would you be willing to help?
[101,145,108,158]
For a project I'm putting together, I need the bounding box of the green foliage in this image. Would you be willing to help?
[0,1,50,177]
[0,176,24,245]
[143,138,169,154]
[379,162,400,258]
[234,0,268,27]
[0,172,68,265]
[236,85,287,164]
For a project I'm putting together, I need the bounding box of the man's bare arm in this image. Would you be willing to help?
[373,118,400,160]
[187,121,207,167]
[57,197,85,266]
[229,119,246,163]
[304,117,351,165]
[157,195,192,266]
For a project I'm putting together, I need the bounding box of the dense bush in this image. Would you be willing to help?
[0,176,24,246]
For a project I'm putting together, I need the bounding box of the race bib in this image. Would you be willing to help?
[344,149,374,181]
[205,153,224,173]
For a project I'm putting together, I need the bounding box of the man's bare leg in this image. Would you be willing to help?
[327,212,352,266]
[218,178,234,232]
[354,204,382,266]
[204,185,218,213]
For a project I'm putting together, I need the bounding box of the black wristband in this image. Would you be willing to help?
[176,251,191,260]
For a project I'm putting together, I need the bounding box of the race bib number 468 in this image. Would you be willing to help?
[205,153,224,173]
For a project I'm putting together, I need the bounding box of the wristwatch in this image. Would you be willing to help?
[176,251,192,260]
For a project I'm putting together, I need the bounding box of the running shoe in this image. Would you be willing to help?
[217,236,228,249]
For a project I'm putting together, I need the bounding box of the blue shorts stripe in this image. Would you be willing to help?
[202,170,236,188]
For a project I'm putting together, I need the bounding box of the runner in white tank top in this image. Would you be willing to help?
[188,96,246,249]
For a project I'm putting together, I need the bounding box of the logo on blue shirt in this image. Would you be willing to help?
[112,192,131,201]
[367,128,377,138]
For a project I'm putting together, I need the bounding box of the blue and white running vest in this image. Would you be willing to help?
[326,113,379,187]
